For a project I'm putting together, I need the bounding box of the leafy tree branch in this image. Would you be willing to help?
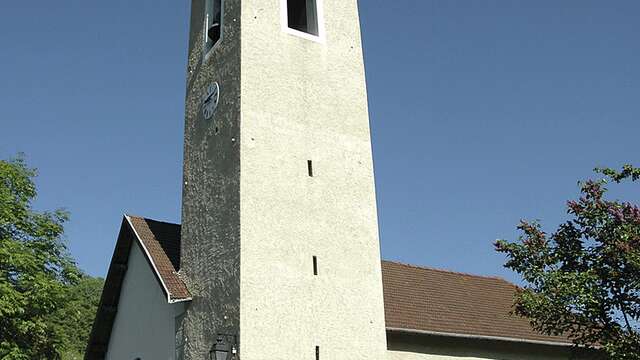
[496,165,640,359]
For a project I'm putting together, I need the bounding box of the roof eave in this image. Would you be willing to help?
[169,296,192,304]
[125,215,192,304]
[386,327,573,348]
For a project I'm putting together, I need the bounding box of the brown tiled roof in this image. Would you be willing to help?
[126,216,190,301]
[382,260,570,344]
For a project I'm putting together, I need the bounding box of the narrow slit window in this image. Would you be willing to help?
[287,0,319,36]
[307,160,313,177]
[315,346,320,360]
[313,256,318,275]
[204,0,222,54]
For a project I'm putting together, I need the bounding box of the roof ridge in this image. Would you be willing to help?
[382,259,512,284]
[124,214,181,227]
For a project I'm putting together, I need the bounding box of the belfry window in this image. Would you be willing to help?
[204,0,222,54]
[287,0,319,36]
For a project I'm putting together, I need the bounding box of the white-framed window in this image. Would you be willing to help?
[204,0,223,57]
[281,0,325,42]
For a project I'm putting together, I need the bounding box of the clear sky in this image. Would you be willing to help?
[1,1,638,281]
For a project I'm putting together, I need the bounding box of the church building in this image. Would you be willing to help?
[86,0,578,359]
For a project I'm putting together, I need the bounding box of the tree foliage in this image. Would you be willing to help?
[54,275,104,360]
[0,156,103,359]
[495,165,640,359]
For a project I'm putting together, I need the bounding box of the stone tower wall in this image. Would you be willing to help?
[181,0,387,358]
[180,0,242,358]
[238,0,388,359]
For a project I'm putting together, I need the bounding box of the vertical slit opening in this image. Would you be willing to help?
[313,256,318,276]
[315,346,320,360]
[308,160,313,177]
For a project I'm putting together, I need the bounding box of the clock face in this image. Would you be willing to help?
[202,82,220,120]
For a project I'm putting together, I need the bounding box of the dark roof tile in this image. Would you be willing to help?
[127,216,190,301]
[381,261,570,344]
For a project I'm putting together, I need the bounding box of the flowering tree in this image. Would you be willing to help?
[495,165,640,359]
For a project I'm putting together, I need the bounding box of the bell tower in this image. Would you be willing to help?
[180,0,388,358]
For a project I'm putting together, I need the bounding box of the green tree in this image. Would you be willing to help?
[495,165,640,359]
[0,155,80,359]
[54,275,104,360]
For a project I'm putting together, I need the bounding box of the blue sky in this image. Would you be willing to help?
[1,1,639,281]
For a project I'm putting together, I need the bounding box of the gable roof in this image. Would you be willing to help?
[86,216,569,359]
[85,216,190,360]
[126,215,190,301]
[382,261,569,345]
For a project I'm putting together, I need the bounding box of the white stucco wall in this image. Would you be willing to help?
[239,0,388,359]
[106,241,183,360]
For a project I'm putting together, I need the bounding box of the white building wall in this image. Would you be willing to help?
[387,335,575,360]
[388,350,568,360]
[239,0,388,359]
[106,241,182,360]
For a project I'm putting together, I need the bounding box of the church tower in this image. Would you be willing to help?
[180,0,388,358]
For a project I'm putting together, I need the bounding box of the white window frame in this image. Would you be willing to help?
[280,0,325,43]
[203,0,224,61]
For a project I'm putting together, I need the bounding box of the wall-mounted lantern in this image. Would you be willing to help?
[209,334,238,360]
